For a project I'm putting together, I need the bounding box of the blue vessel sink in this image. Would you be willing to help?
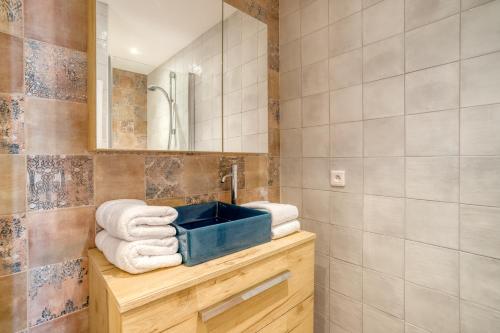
[173,201,272,266]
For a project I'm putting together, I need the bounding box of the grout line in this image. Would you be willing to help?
[402,0,407,323]
[458,0,463,329]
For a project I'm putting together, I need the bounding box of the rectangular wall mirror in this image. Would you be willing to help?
[90,0,268,153]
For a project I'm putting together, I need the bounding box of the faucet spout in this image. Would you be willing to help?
[221,164,238,204]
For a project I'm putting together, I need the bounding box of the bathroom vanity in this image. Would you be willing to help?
[89,231,315,332]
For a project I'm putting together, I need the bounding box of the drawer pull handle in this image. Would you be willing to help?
[200,271,292,322]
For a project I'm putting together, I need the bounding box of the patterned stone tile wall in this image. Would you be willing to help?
[111,68,147,150]
[0,0,278,331]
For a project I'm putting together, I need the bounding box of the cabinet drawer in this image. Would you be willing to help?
[258,296,313,333]
[121,241,314,333]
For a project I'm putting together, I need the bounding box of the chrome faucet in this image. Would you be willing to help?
[221,164,238,204]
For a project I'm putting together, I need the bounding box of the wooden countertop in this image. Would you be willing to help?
[89,231,315,313]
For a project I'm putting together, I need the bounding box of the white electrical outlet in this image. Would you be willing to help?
[331,170,346,187]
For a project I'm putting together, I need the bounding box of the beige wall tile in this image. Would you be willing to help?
[0,272,27,332]
[461,0,496,10]
[330,0,362,22]
[302,189,330,222]
[25,98,88,155]
[303,125,330,157]
[405,0,459,31]
[363,34,404,82]
[280,187,303,213]
[405,282,460,333]
[302,92,330,127]
[280,98,302,129]
[280,10,301,45]
[406,157,459,202]
[406,109,459,156]
[301,0,329,36]
[363,232,404,277]
[363,304,404,333]
[280,68,302,101]
[280,128,302,157]
[330,258,363,300]
[363,268,404,318]
[0,155,25,215]
[363,75,404,120]
[302,218,331,255]
[302,59,330,96]
[461,252,500,310]
[303,157,330,190]
[302,27,329,66]
[329,49,363,89]
[331,225,363,264]
[280,0,301,17]
[405,15,460,72]
[461,156,500,206]
[315,285,330,316]
[315,313,330,332]
[461,204,500,259]
[363,0,385,8]
[363,116,404,157]
[280,39,301,73]
[363,0,404,44]
[461,51,500,107]
[461,104,500,155]
[330,191,363,229]
[331,85,363,123]
[406,199,459,249]
[405,323,431,333]
[330,291,363,332]
[405,62,460,114]
[461,0,500,59]
[316,252,330,288]
[280,157,303,187]
[364,157,404,197]
[405,241,459,295]
[460,300,500,333]
[329,13,362,57]
[331,158,364,193]
[331,122,363,157]
[363,195,404,237]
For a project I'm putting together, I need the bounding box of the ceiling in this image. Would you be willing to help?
[101,0,232,74]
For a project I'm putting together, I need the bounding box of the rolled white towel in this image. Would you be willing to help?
[96,199,178,241]
[95,230,182,274]
[272,220,301,240]
[242,201,299,226]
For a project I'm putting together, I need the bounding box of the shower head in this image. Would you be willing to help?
[147,85,172,103]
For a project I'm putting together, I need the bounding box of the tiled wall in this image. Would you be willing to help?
[0,0,278,331]
[279,0,500,332]
[111,68,147,149]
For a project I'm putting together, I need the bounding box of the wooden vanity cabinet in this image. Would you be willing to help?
[89,231,316,333]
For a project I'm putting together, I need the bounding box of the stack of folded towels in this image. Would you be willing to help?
[242,201,300,239]
[95,199,182,274]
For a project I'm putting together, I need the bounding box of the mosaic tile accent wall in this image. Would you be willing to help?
[0,0,278,331]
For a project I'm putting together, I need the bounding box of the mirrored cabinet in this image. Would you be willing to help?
[89,0,269,153]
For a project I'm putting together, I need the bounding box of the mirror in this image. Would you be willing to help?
[222,3,268,153]
[93,0,268,153]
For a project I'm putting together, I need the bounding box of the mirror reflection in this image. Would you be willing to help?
[95,0,268,153]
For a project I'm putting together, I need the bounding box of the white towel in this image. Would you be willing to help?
[96,199,178,241]
[272,220,301,239]
[242,201,299,226]
[95,230,182,274]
